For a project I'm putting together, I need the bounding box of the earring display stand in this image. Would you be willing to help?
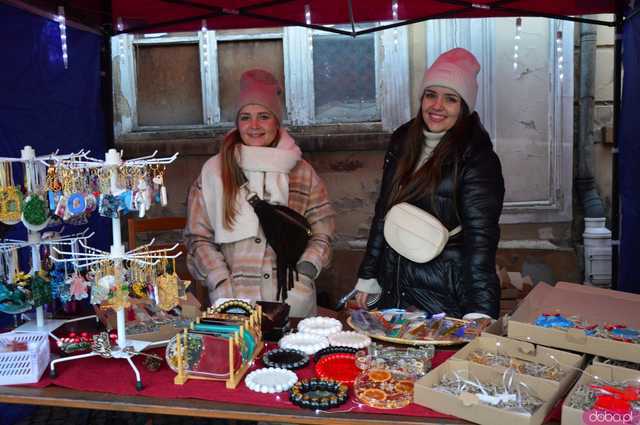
[0,146,97,334]
[46,148,180,390]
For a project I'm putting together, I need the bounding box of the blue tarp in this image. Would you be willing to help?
[0,4,109,422]
[0,2,110,251]
[619,7,640,293]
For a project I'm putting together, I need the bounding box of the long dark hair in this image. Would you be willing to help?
[387,101,473,217]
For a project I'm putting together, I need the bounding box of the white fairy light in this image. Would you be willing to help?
[556,30,564,81]
[201,20,209,71]
[305,5,313,52]
[392,0,399,48]
[116,17,125,62]
[57,6,68,69]
[513,17,522,71]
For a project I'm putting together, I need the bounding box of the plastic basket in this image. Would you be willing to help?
[0,332,50,385]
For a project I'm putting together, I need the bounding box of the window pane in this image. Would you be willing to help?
[135,44,203,126]
[218,39,286,122]
[495,18,550,203]
[312,33,379,123]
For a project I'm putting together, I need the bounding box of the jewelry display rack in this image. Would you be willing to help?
[47,148,180,390]
[174,305,264,389]
[0,146,96,334]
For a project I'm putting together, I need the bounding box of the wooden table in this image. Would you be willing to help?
[0,384,469,425]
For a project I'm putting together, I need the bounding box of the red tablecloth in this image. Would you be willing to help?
[22,343,453,418]
[21,343,562,422]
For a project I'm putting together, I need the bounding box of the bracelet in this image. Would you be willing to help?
[245,367,298,393]
[297,317,342,337]
[212,299,255,316]
[279,333,329,355]
[313,346,358,363]
[289,378,349,410]
[328,331,372,350]
[262,348,309,370]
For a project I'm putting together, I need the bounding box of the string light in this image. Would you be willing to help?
[201,19,209,72]
[392,0,399,48]
[116,18,125,62]
[513,17,522,71]
[305,5,313,52]
[57,6,68,69]
[556,30,564,81]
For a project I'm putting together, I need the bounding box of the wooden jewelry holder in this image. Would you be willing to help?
[174,304,264,389]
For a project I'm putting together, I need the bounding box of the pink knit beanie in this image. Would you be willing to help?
[421,48,480,112]
[236,69,284,123]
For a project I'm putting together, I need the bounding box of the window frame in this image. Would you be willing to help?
[112,26,411,135]
[427,18,574,223]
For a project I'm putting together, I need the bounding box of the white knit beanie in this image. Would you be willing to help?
[421,48,480,112]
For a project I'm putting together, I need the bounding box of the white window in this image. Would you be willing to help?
[112,26,410,135]
[427,18,574,223]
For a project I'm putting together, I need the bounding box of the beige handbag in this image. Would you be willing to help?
[383,202,462,263]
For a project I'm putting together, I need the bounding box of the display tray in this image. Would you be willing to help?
[346,317,469,346]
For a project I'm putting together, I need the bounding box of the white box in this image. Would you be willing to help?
[0,332,50,385]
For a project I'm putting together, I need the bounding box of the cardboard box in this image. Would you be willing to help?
[561,363,640,425]
[414,355,579,425]
[507,282,640,363]
[453,334,585,392]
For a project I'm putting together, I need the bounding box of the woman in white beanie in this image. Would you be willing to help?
[184,69,335,318]
[353,48,505,319]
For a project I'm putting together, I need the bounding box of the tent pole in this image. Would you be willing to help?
[611,6,624,290]
[101,0,115,150]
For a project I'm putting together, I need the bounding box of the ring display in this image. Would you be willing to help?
[262,348,309,370]
[289,378,349,410]
[245,367,298,393]
[354,368,414,409]
[315,353,360,386]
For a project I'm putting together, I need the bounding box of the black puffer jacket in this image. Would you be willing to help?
[358,113,505,318]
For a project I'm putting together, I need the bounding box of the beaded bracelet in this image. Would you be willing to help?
[313,346,357,363]
[262,348,309,370]
[279,333,329,355]
[289,378,349,410]
[212,299,255,316]
[328,331,371,350]
[297,317,342,337]
[245,367,298,393]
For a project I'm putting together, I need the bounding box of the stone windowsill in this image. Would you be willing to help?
[115,123,392,155]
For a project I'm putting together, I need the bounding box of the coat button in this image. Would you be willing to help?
[401,292,406,297]
[255,238,262,244]
[263,273,270,279]
[387,291,391,295]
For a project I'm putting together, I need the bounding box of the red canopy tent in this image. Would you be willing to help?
[21,0,635,287]
[111,1,622,34]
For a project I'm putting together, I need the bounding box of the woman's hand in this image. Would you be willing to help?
[354,290,370,309]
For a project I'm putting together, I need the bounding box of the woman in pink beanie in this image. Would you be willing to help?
[185,69,335,318]
[353,48,505,319]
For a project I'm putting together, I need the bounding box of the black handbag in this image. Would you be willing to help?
[243,178,311,302]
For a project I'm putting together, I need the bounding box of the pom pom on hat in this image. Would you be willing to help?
[236,69,285,123]
[421,48,480,112]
